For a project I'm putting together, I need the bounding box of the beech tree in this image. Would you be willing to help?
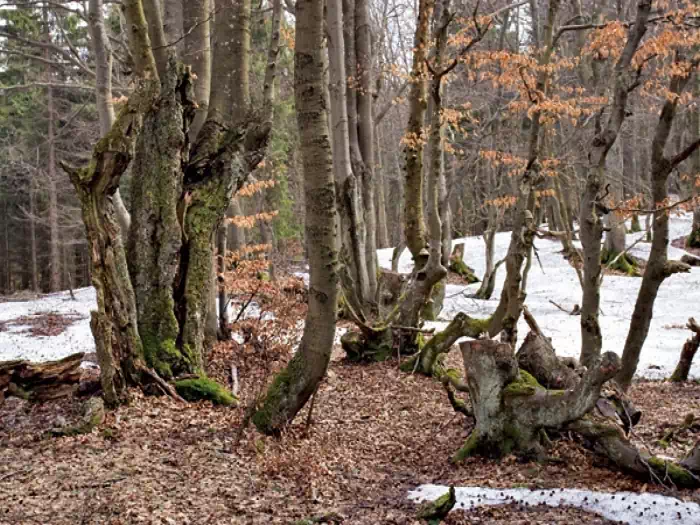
[63,0,280,404]
[253,0,340,433]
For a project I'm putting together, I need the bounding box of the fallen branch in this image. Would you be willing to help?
[548,299,580,315]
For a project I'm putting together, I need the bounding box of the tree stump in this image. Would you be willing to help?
[454,339,620,462]
[448,243,479,284]
[671,318,700,382]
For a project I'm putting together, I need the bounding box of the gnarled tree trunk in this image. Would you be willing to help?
[453,338,620,462]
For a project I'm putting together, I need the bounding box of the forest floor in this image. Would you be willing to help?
[3,212,700,523]
[2,338,700,524]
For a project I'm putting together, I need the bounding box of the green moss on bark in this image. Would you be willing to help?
[601,248,640,276]
[449,258,479,283]
[174,377,236,406]
[647,457,696,488]
[503,370,542,397]
[252,354,307,434]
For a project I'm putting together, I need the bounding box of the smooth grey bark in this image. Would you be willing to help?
[163,0,184,55]
[327,0,372,311]
[579,0,652,369]
[616,57,698,390]
[183,0,211,142]
[253,0,339,433]
[355,0,378,297]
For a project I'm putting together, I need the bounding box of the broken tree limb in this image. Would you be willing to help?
[0,353,88,402]
[548,299,580,315]
[671,317,700,382]
[400,312,490,375]
[516,330,580,389]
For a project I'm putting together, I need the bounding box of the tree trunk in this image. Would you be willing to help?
[688,75,700,248]
[617,53,696,390]
[355,0,378,298]
[183,0,211,142]
[374,123,390,248]
[253,0,339,433]
[65,69,160,404]
[29,186,38,292]
[47,82,61,293]
[327,0,372,312]
[402,0,434,260]
[578,0,652,369]
[88,0,131,236]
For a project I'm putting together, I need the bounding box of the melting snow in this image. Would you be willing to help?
[408,484,700,525]
[2,213,700,377]
[379,212,700,379]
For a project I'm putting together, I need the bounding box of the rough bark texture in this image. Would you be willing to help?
[253,0,339,433]
[516,331,579,389]
[671,318,700,382]
[453,339,620,462]
[127,60,198,379]
[66,67,161,404]
[0,353,85,402]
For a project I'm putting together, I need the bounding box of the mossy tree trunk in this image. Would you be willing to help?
[253,0,339,433]
[402,0,434,261]
[65,56,161,405]
[68,0,276,401]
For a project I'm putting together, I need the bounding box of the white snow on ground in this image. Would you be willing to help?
[0,287,96,362]
[378,212,700,379]
[2,213,700,376]
[408,484,700,525]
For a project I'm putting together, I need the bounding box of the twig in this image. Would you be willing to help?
[548,299,580,315]
[305,384,319,433]
[231,364,239,396]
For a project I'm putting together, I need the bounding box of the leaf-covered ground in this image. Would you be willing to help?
[2,340,700,524]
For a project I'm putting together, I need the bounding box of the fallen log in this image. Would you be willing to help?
[569,417,700,488]
[0,353,89,402]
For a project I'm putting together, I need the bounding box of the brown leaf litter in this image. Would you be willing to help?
[1,339,700,524]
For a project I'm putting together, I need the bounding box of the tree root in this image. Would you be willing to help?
[568,417,700,489]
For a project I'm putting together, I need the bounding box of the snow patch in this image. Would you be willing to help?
[379,212,700,379]
[408,484,700,525]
